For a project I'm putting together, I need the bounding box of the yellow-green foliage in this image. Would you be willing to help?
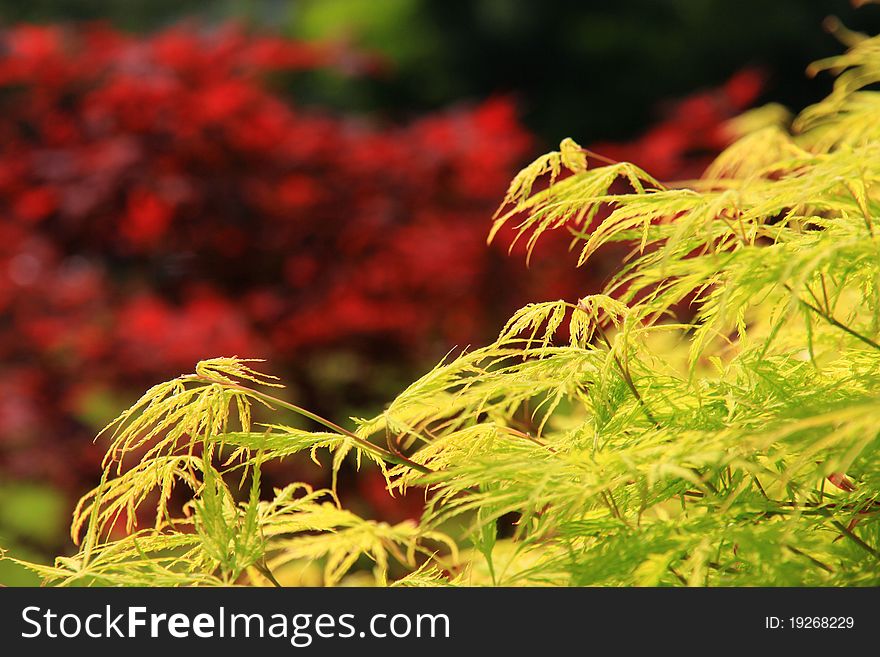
[9,29,880,586]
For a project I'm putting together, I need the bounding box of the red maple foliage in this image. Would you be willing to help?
[0,23,761,521]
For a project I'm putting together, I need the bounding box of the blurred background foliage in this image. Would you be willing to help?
[1,0,879,584]
[3,0,880,142]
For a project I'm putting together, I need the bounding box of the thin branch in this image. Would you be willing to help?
[192,376,434,475]
[668,566,688,586]
[829,519,880,561]
[804,283,826,316]
[503,426,557,453]
[751,475,769,500]
[784,284,880,352]
[785,545,834,574]
[385,427,436,474]
[592,322,660,427]
[845,179,874,236]
[819,273,832,315]
[600,490,632,529]
[254,561,283,588]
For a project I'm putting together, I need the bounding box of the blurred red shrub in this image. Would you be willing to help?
[0,23,760,510]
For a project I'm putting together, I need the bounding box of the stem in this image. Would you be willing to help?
[600,490,632,529]
[688,468,719,496]
[591,321,659,427]
[845,179,874,237]
[784,545,834,573]
[581,148,621,167]
[255,561,283,588]
[751,475,769,500]
[829,519,880,561]
[192,376,434,475]
[384,426,435,474]
[819,273,831,315]
[784,284,880,352]
[804,284,826,315]
[503,426,557,453]
[668,566,688,586]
